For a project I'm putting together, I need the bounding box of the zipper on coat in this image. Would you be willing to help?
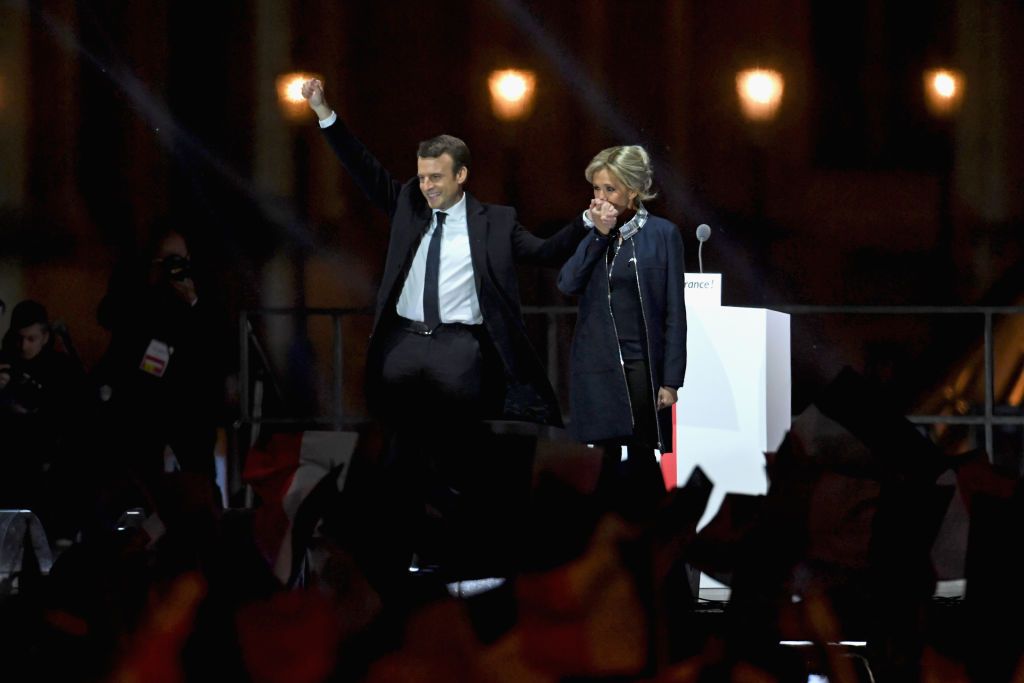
[606,240,635,431]
[630,239,666,452]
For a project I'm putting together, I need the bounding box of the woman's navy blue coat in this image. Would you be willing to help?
[557,213,687,449]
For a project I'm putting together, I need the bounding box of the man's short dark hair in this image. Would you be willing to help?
[10,300,49,332]
[417,134,471,175]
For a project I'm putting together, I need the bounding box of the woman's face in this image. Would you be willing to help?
[591,168,638,213]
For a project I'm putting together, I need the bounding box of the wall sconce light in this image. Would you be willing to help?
[923,68,964,118]
[488,69,537,121]
[736,68,785,122]
[276,71,323,122]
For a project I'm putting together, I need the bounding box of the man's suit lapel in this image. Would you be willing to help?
[404,204,433,252]
[381,194,431,321]
[465,193,487,294]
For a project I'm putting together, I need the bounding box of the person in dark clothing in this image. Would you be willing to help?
[93,229,232,516]
[0,299,90,538]
[557,145,687,518]
[300,78,587,582]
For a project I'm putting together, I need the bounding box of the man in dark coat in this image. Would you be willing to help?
[0,300,89,538]
[302,79,582,428]
[301,79,586,579]
[93,230,232,511]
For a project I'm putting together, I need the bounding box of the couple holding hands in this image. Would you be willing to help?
[301,78,685,515]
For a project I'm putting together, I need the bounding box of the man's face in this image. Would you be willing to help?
[150,231,191,286]
[417,154,467,211]
[16,323,49,361]
[156,232,189,261]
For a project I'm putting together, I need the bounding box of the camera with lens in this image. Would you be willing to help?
[161,254,192,282]
[0,365,45,414]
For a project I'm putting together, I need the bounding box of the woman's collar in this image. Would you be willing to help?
[619,202,648,241]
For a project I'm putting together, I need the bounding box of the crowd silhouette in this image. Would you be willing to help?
[1,271,1022,682]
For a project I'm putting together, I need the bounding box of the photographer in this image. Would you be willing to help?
[93,229,233,511]
[0,300,88,536]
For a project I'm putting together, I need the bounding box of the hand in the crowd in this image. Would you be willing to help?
[171,278,199,307]
[588,198,618,236]
[301,79,333,121]
[0,363,10,390]
[657,386,678,410]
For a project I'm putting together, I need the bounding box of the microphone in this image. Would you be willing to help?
[695,224,711,274]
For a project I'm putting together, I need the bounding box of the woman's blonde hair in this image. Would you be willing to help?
[584,145,657,202]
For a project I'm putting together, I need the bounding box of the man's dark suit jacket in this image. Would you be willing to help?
[322,118,586,426]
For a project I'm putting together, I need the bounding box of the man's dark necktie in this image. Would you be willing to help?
[423,211,447,330]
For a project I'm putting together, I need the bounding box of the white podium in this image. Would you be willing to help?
[664,274,791,530]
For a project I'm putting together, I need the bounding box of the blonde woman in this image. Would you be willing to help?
[557,145,687,513]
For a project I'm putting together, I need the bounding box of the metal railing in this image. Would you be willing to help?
[238,307,371,430]
[777,305,1024,459]
[237,304,1024,460]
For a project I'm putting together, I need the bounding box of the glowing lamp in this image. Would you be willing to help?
[488,69,537,121]
[924,68,964,117]
[736,68,785,122]
[276,71,323,122]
